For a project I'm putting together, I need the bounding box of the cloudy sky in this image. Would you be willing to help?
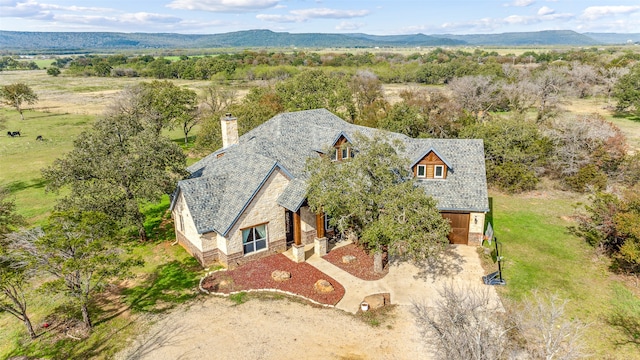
[0,0,639,34]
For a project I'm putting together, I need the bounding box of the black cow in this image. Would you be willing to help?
[36,135,43,141]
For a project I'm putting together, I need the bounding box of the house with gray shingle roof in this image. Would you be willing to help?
[170,109,489,268]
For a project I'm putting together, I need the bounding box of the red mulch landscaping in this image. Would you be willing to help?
[201,253,345,305]
[323,243,389,280]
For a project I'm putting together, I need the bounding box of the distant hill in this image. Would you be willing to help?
[435,30,598,46]
[0,29,637,52]
[0,29,464,52]
[584,33,640,44]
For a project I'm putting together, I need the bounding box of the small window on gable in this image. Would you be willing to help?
[417,165,426,178]
[434,165,444,179]
[342,146,351,160]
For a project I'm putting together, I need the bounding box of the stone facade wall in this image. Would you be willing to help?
[176,231,219,266]
[226,169,289,262]
[467,212,486,246]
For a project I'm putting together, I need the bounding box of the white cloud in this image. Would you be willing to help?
[257,7,370,24]
[289,8,370,19]
[335,21,364,31]
[581,5,640,20]
[256,13,300,23]
[504,0,535,7]
[167,0,279,13]
[537,6,554,16]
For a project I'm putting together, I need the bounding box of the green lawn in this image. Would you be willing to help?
[1,108,93,223]
[490,191,640,359]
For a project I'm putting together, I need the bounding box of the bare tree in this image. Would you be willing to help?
[448,75,498,121]
[512,291,588,360]
[413,285,588,360]
[602,67,630,105]
[533,68,567,122]
[201,85,237,117]
[350,70,388,125]
[412,283,510,360]
[500,79,538,114]
[565,62,600,99]
[544,114,626,177]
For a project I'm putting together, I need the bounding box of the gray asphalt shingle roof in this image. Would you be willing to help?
[176,109,489,236]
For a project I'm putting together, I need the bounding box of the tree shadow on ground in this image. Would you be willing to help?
[142,201,174,242]
[4,178,47,192]
[409,246,466,282]
[122,258,201,313]
[118,322,193,360]
[5,302,137,360]
[613,111,640,123]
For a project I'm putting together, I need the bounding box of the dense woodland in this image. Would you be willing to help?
[1,45,640,358]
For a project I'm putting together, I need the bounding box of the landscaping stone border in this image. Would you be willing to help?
[199,269,336,309]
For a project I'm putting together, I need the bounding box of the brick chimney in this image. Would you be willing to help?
[221,112,238,148]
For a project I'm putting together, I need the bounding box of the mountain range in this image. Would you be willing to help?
[0,29,639,52]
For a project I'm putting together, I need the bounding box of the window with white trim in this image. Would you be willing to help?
[242,224,267,254]
[179,214,185,232]
[434,165,445,179]
[342,146,352,159]
[331,148,338,161]
[417,164,426,178]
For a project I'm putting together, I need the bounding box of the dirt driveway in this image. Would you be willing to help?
[118,297,426,360]
[117,246,498,360]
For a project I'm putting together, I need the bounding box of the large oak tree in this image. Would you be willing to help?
[42,100,187,241]
[306,133,450,270]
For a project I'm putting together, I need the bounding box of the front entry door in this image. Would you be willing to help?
[285,210,294,246]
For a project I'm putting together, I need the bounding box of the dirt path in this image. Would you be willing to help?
[117,297,428,360]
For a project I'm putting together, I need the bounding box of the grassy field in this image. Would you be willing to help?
[488,189,640,358]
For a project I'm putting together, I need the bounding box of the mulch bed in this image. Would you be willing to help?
[323,243,389,281]
[200,253,345,305]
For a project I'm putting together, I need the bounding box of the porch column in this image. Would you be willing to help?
[292,209,305,263]
[315,212,325,239]
[293,210,301,246]
[314,212,328,257]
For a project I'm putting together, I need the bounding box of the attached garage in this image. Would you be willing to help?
[441,212,470,245]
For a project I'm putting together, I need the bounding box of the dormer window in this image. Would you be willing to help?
[434,165,444,179]
[330,134,353,162]
[417,165,426,178]
[412,149,450,180]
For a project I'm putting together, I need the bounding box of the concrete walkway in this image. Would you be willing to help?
[304,244,500,313]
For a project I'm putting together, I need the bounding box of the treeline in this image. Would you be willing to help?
[42,47,640,84]
[0,56,39,71]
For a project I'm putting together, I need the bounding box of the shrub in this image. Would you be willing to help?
[564,164,607,192]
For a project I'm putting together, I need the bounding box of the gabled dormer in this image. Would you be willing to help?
[330,132,354,161]
[411,148,451,180]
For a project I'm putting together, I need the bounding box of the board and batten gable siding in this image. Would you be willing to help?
[173,191,220,264]
[224,168,290,267]
[413,151,448,179]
